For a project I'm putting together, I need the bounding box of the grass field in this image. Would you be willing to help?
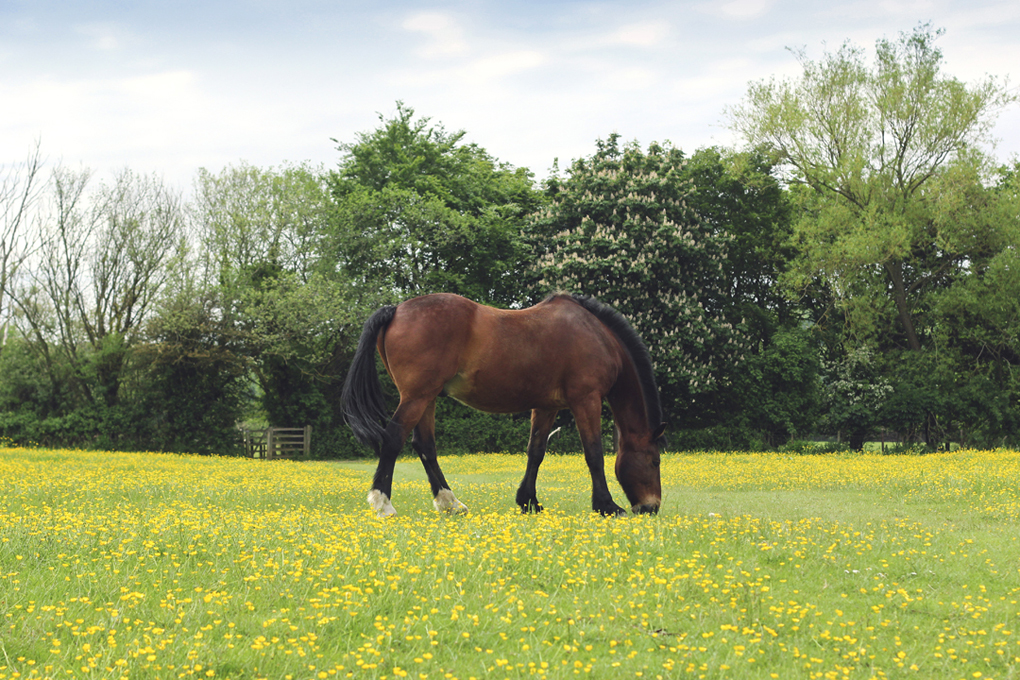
[1,446,1019,679]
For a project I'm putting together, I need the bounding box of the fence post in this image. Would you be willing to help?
[304,425,311,457]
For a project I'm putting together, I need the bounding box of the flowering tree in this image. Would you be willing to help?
[532,135,749,418]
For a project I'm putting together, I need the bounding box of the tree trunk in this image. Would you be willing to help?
[884,260,922,351]
[849,429,868,451]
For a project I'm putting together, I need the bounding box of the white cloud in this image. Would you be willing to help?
[2,0,1018,189]
[469,50,545,80]
[599,66,660,91]
[607,21,671,47]
[389,48,545,91]
[75,22,125,51]
[402,11,468,57]
[0,69,218,177]
[711,0,777,20]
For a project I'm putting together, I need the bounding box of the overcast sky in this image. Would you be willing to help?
[2,0,1018,189]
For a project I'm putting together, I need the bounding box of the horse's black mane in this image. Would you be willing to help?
[562,294,665,438]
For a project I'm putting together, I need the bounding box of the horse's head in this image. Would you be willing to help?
[615,423,666,514]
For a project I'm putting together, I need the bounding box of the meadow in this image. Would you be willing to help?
[1,446,1019,680]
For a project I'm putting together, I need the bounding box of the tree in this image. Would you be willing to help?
[532,134,749,421]
[737,326,821,446]
[918,163,1020,446]
[328,102,543,307]
[193,161,330,289]
[0,144,43,357]
[681,147,797,338]
[11,168,186,414]
[729,24,1016,353]
[821,346,893,449]
[189,162,359,450]
[191,162,347,362]
[135,286,248,454]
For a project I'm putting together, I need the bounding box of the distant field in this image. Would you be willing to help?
[1,447,1018,679]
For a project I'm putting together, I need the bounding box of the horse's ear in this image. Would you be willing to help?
[652,423,666,441]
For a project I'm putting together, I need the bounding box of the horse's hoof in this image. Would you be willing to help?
[595,503,627,518]
[368,489,397,518]
[434,489,468,515]
[518,501,543,514]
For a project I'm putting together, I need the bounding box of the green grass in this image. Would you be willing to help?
[1,447,1019,679]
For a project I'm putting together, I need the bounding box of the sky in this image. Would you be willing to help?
[2,0,1019,190]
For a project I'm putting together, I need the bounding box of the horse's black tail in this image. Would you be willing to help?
[341,304,397,452]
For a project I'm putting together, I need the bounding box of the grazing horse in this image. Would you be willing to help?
[341,293,666,517]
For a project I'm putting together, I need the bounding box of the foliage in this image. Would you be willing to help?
[189,162,361,452]
[730,24,1020,447]
[820,346,893,449]
[737,326,822,446]
[9,167,187,413]
[533,134,749,420]
[320,104,548,457]
[679,148,809,438]
[731,24,1016,354]
[681,147,796,336]
[328,102,543,307]
[133,290,249,455]
[0,331,53,416]
[2,74,1018,452]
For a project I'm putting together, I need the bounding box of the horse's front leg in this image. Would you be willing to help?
[516,408,557,513]
[572,397,626,517]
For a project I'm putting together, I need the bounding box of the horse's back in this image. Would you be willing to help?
[380,294,622,413]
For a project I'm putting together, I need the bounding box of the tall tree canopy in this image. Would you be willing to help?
[188,162,354,446]
[729,24,1016,353]
[730,24,1020,446]
[532,135,749,419]
[328,102,543,307]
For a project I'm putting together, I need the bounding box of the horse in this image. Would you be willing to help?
[341,292,667,518]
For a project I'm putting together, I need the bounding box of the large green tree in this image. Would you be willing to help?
[730,24,1015,352]
[681,147,797,338]
[671,148,819,444]
[917,163,1020,445]
[189,161,356,451]
[328,102,543,307]
[730,25,1019,446]
[325,104,548,454]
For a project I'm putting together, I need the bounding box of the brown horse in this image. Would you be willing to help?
[341,293,666,517]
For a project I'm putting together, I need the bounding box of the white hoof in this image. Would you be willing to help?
[368,489,397,518]
[433,488,468,515]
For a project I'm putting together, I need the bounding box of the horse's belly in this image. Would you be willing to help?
[444,372,566,413]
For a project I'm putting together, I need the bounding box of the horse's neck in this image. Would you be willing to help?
[607,358,652,443]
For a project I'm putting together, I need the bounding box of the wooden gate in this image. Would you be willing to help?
[244,426,311,459]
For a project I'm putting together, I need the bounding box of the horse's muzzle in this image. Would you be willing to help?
[632,499,660,515]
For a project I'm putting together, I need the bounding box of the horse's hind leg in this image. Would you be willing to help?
[413,400,467,515]
[516,408,557,513]
[368,398,429,517]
